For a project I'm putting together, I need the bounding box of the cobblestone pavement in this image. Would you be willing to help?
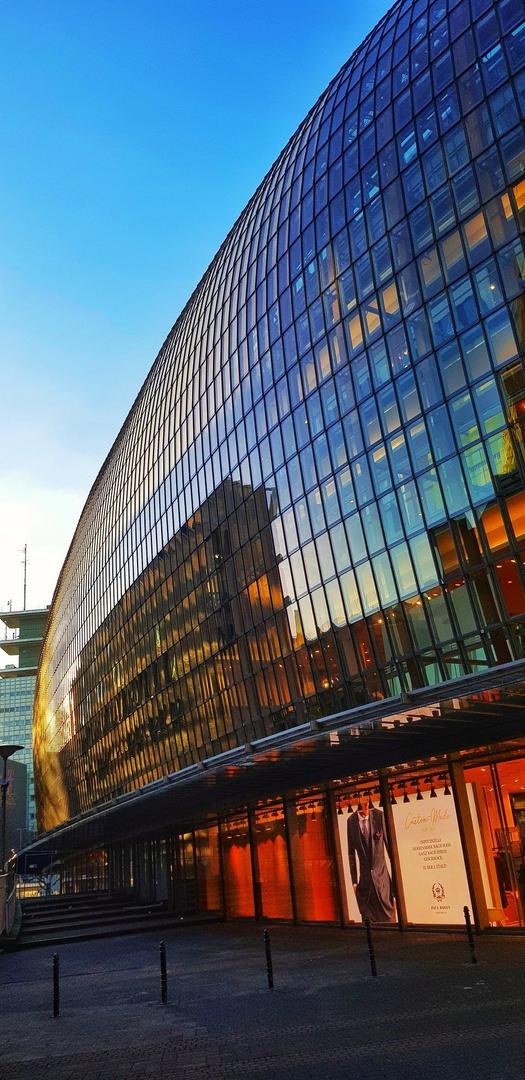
[2,922,525,1079]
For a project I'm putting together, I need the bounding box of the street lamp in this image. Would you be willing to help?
[0,744,24,871]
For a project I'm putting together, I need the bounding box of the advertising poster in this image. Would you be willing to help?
[337,803,396,924]
[391,788,470,924]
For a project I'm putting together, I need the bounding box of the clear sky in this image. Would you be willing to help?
[0,0,389,615]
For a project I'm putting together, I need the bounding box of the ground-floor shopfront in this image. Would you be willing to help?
[59,734,525,933]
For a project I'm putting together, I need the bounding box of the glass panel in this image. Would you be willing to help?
[479,504,511,554]
[461,325,491,380]
[494,558,525,617]
[507,492,525,545]
[222,814,255,917]
[254,804,293,919]
[195,824,222,914]
[441,229,467,282]
[290,798,338,922]
[463,212,491,263]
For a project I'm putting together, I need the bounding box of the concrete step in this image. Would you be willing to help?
[20,905,168,936]
[16,912,221,949]
[21,893,119,914]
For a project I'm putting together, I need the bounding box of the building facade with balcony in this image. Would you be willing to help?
[0,608,48,841]
[29,0,525,928]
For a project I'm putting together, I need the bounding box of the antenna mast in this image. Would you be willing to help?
[21,544,27,611]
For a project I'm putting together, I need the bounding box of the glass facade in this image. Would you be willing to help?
[31,0,525,928]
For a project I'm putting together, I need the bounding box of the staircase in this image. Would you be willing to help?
[17,892,195,948]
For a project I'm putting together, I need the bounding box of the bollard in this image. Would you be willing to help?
[160,940,168,1004]
[364,918,377,977]
[463,905,478,964]
[263,928,274,990]
[53,953,60,1017]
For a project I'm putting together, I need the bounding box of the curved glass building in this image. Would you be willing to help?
[30,0,525,929]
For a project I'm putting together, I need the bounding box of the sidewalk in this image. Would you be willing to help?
[1,922,524,1079]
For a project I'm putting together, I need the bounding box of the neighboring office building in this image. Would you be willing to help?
[0,608,48,842]
[29,0,525,927]
[1,758,28,862]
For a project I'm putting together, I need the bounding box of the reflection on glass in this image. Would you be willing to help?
[289,799,338,923]
[222,814,255,918]
[254,805,293,919]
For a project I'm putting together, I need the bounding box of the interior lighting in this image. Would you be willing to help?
[390,788,397,805]
[402,783,410,803]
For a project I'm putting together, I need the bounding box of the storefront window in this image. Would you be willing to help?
[171,832,197,914]
[195,824,222,914]
[221,814,255,918]
[289,797,338,922]
[253,804,293,919]
[464,757,525,927]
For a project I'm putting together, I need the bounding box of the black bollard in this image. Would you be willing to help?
[463,905,478,964]
[364,918,377,977]
[160,940,168,1004]
[53,953,60,1017]
[263,928,274,990]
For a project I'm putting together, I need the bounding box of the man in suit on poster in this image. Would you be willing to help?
[347,797,395,923]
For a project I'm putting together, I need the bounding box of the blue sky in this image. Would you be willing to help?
[0,0,388,613]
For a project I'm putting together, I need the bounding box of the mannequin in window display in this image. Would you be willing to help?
[347,797,395,923]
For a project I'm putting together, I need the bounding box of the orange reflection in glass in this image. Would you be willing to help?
[254,806,293,919]
[222,815,255,917]
[290,799,337,923]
